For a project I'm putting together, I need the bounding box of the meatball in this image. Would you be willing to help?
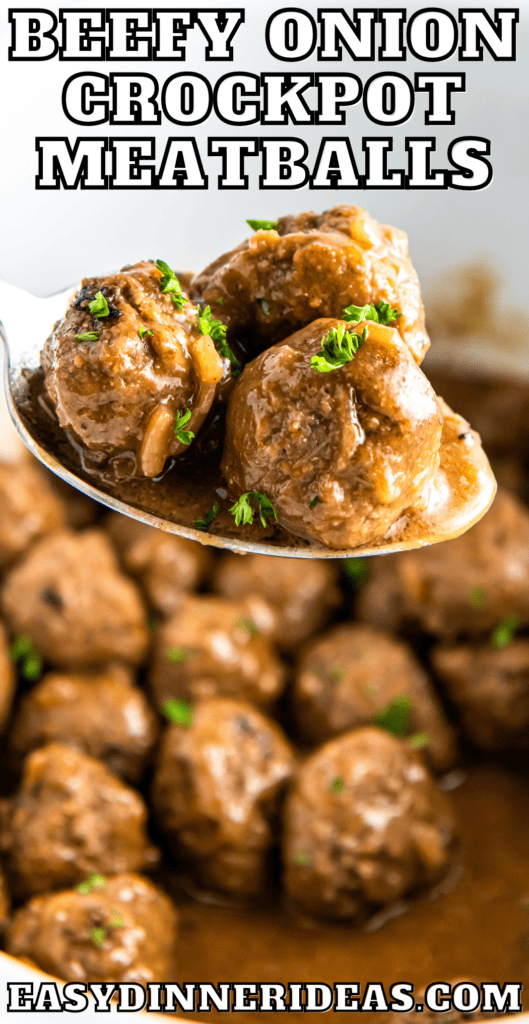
[0,864,10,934]
[283,727,457,920]
[212,553,342,650]
[10,664,158,782]
[6,874,177,985]
[221,319,442,550]
[294,624,456,771]
[0,621,16,735]
[431,640,529,751]
[0,743,158,897]
[357,489,529,639]
[1,529,148,668]
[151,698,295,898]
[42,261,227,478]
[191,205,429,363]
[0,456,65,567]
[106,512,211,616]
[149,595,286,711]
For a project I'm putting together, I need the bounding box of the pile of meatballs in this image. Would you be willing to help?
[0,418,528,989]
[41,206,493,550]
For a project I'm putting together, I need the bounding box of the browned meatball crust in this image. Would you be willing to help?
[1,529,148,668]
[42,261,227,478]
[0,457,65,567]
[294,623,456,771]
[0,743,158,897]
[10,664,158,782]
[212,553,342,650]
[432,640,529,751]
[191,205,429,364]
[357,489,529,639]
[0,620,16,735]
[283,727,457,920]
[6,874,178,985]
[221,319,442,550]
[152,698,295,898]
[106,511,211,616]
[0,864,10,934]
[149,594,286,711]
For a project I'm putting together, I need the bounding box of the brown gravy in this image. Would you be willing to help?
[167,765,529,1021]
[20,369,495,555]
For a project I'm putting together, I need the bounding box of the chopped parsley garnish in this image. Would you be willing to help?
[408,731,430,750]
[194,504,220,532]
[309,496,322,509]
[469,586,487,610]
[88,291,110,318]
[90,927,106,947]
[247,219,278,232]
[139,326,154,339]
[196,304,241,376]
[166,646,198,665]
[146,616,161,632]
[9,634,42,682]
[490,614,520,650]
[236,616,260,637]
[77,873,106,896]
[161,698,195,729]
[215,297,224,305]
[328,666,345,684]
[343,557,371,587]
[230,491,278,530]
[294,849,313,867]
[311,324,366,373]
[174,409,194,446]
[257,298,270,316]
[156,259,186,311]
[342,301,401,325]
[75,331,100,342]
[330,777,346,795]
[109,910,125,929]
[372,694,412,738]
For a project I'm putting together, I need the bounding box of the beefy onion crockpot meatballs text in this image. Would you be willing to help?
[0,445,527,997]
[39,206,495,552]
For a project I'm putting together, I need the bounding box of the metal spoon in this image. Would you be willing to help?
[0,277,496,559]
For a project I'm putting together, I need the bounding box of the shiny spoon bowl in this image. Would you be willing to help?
[0,277,496,559]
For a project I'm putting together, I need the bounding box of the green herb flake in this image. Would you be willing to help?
[230,491,278,530]
[146,616,161,633]
[174,408,195,446]
[194,503,220,532]
[77,873,106,895]
[309,496,322,509]
[408,731,430,750]
[9,634,42,682]
[161,698,195,729]
[328,666,345,684]
[75,331,100,342]
[196,304,241,376]
[236,616,260,637]
[109,910,125,929]
[342,301,401,326]
[155,259,186,312]
[311,324,366,373]
[469,586,487,610]
[330,777,346,795]
[247,219,278,232]
[294,849,313,867]
[214,297,224,305]
[373,694,412,738]
[88,291,110,318]
[166,646,198,665]
[257,298,270,316]
[139,326,154,339]
[490,614,520,650]
[343,557,371,587]
[90,927,107,947]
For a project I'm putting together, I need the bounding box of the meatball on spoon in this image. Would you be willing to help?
[0,277,495,559]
